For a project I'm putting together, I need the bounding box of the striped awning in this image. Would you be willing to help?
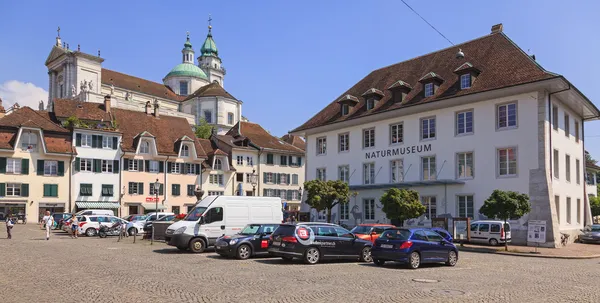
[143,203,167,211]
[75,202,120,209]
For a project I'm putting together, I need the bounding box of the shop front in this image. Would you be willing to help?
[39,202,66,219]
[0,200,27,221]
[75,202,120,215]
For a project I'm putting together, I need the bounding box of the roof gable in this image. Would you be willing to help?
[0,107,67,133]
[184,82,237,101]
[231,121,304,154]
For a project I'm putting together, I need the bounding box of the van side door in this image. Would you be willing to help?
[470,223,481,243]
[203,207,225,246]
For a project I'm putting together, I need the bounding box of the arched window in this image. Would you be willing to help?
[140,141,150,154]
[21,132,38,151]
[214,158,222,170]
[181,144,190,157]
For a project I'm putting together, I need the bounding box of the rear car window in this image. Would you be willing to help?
[272,225,296,236]
[411,231,428,241]
[312,226,337,237]
[503,223,511,232]
[89,217,98,222]
[491,224,501,233]
[381,229,411,240]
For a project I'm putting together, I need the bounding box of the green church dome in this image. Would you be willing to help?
[165,63,208,79]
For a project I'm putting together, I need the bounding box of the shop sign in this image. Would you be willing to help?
[365,144,432,159]
[145,197,159,202]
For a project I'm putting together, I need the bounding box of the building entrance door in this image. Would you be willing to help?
[128,205,139,215]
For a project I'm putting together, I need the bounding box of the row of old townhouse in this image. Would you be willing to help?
[0,95,305,222]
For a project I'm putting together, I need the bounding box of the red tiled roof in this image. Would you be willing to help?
[292,31,556,132]
[215,135,255,150]
[0,107,68,133]
[281,134,306,151]
[227,122,304,154]
[184,82,237,101]
[53,99,112,121]
[101,69,185,102]
[197,138,228,156]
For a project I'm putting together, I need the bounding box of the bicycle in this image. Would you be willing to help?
[560,233,570,246]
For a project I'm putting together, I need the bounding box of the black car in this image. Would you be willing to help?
[268,223,373,264]
[143,214,176,233]
[215,223,280,259]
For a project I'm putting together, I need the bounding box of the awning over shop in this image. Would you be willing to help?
[0,200,27,205]
[349,179,465,191]
[76,202,120,209]
[39,203,66,208]
[142,203,167,211]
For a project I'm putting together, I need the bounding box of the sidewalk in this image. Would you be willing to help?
[458,242,600,259]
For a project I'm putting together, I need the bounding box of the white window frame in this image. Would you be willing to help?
[390,123,403,145]
[460,74,471,89]
[553,149,559,179]
[420,117,436,140]
[339,165,350,183]
[362,128,375,149]
[552,105,559,131]
[179,81,188,96]
[390,159,403,183]
[565,154,571,182]
[44,160,58,176]
[421,196,437,219]
[316,168,326,181]
[209,174,224,186]
[227,112,234,125]
[246,156,253,166]
[236,156,243,166]
[363,198,375,221]
[81,134,92,147]
[341,103,349,116]
[101,160,113,173]
[424,83,434,97]
[171,163,180,174]
[280,174,288,185]
[186,163,196,175]
[317,137,327,155]
[564,114,570,137]
[149,160,159,173]
[496,102,518,130]
[498,147,517,177]
[204,110,212,123]
[456,110,474,136]
[577,198,581,224]
[81,158,93,172]
[340,203,349,220]
[292,174,299,185]
[150,183,162,196]
[363,162,375,185]
[576,159,581,184]
[366,98,375,110]
[421,156,436,181]
[566,197,572,224]
[6,158,22,174]
[20,132,38,152]
[575,121,580,142]
[140,141,150,154]
[456,152,474,179]
[208,191,224,196]
[457,195,474,219]
[338,133,349,152]
[6,183,21,196]
[181,145,190,157]
[102,136,113,149]
[214,159,223,170]
[128,159,139,172]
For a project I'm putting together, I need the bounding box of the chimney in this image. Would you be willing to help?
[145,101,152,115]
[153,99,159,118]
[103,95,111,113]
[491,23,503,34]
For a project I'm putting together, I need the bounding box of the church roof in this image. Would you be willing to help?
[185,82,237,101]
[164,63,208,80]
[292,26,558,133]
[200,27,219,57]
[101,68,185,102]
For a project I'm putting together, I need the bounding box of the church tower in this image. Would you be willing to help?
[163,33,210,96]
[198,16,226,86]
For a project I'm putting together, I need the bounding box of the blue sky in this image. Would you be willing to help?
[1,1,600,156]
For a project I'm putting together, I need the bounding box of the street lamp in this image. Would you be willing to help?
[152,178,160,245]
[250,169,258,196]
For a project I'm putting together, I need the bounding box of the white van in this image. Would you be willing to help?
[469,220,511,246]
[165,196,283,253]
[75,209,114,216]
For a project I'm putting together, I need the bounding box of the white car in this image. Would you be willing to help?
[79,215,128,237]
[126,212,174,236]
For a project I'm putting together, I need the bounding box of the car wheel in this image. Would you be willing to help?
[360,247,372,262]
[128,228,137,236]
[236,244,252,260]
[407,252,420,269]
[446,250,458,267]
[189,238,206,253]
[373,259,385,266]
[85,228,97,237]
[304,247,320,264]
[489,238,499,246]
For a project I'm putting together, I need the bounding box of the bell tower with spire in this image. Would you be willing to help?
[182,32,195,64]
[198,15,226,86]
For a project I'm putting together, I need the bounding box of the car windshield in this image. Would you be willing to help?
[185,207,207,221]
[240,224,261,235]
[590,225,600,232]
[132,215,147,221]
[380,229,411,240]
[159,215,175,221]
[350,226,372,234]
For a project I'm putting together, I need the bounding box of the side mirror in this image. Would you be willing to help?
[371,231,377,236]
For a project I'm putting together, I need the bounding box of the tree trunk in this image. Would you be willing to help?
[504,219,508,251]
[326,208,332,223]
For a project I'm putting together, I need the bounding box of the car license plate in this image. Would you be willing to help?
[381,244,393,249]
[272,241,281,246]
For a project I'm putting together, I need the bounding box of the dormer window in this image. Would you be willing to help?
[181,145,190,157]
[214,158,223,170]
[140,141,150,154]
[460,74,471,89]
[366,98,376,110]
[20,132,38,152]
[361,88,384,111]
[424,83,434,97]
[387,81,412,103]
[336,94,359,117]
[341,104,349,116]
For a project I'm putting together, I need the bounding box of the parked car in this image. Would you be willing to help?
[166,196,283,253]
[268,222,373,264]
[52,213,72,230]
[580,224,600,244]
[143,214,176,233]
[429,227,453,242]
[371,228,458,269]
[75,209,114,216]
[79,215,128,237]
[469,220,511,246]
[350,224,395,243]
[215,224,279,259]
[126,212,173,236]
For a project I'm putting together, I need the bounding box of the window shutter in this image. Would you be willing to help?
[21,184,29,197]
[53,185,59,197]
[138,160,144,171]
[0,158,5,173]
[37,160,45,175]
[263,172,267,183]
[287,174,291,185]
[159,161,164,173]
[159,184,164,195]
[21,159,29,175]
[112,137,118,150]
[195,164,201,175]
[145,160,150,172]
[57,161,64,176]
[182,163,188,174]
[287,190,293,201]
[123,159,129,170]
[74,158,80,172]
[94,159,101,173]
[0,183,4,196]
[91,135,98,148]
[276,173,281,184]
[43,184,49,197]
[289,155,293,165]
[75,134,82,147]
[113,160,119,174]
[187,185,194,196]
[138,182,144,195]
[128,182,134,194]
[167,162,172,173]
[298,157,302,166]
[97,136,103,148]
[263,188,267,196]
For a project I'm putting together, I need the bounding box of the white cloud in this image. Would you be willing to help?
[0,80,48,110]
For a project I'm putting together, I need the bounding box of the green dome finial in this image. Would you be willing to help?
[201,15,218,57]
[183,31,193,50]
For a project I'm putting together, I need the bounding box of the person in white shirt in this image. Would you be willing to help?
[41,211,54,240]
[6,214,14,239]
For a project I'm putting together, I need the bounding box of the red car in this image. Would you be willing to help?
[350,224,395,243]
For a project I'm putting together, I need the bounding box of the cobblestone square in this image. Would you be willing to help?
[1,226,599,303]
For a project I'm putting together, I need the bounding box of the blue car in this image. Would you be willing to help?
[371,228,458,269]
[429,227,453,242]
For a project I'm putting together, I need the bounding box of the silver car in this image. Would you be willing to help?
[580,225,600,244]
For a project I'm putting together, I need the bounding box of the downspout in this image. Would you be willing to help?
[258,148,263,196]
[582,124,588,226]
[118,151,124,218]
[69,151,74,213]
[164,155,170,211]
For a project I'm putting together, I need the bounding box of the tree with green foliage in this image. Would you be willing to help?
[194,118,213,139]
[379,188,425,227]
[304,180,349,223]
[590,196,600,219]
[586,151,597,165]
[479,190,531,251]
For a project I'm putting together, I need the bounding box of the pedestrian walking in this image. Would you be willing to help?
[41,211,53,240]
[6,214,14,239]
[69,215,79,239]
